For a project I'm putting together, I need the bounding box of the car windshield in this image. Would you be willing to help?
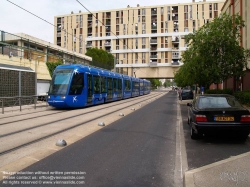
[198,96,242,109]
[182,90,191,93]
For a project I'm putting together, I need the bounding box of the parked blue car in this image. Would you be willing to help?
[179,89,194,100]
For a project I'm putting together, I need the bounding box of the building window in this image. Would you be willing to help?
[184,5,188,12]
[142,9,145,15]
[142,23,146,30]
[209,11,212,18]
[142,53,145,59]
[214,3,218,11]
[142,38,146,45]
[167,6,170,13]
[184,13,188,20]
[168,14,171,21]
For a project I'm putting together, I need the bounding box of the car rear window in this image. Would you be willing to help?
[198,96,241,108]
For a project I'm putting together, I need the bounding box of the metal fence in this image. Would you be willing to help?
[0,95,48,114]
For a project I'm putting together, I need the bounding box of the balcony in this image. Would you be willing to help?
[171,61,180,66]
[88,23,92,28]
[150,39,157,44]
[104,42,111,46]
[151,9,157,15]
[150,47,157,51]
[149,61,158,67]
[172,36,179,43]
[86,43,92,48]
[172,47,179,51]
[172,54,180,59]
[150,55,157,59]
[151,25,157,30]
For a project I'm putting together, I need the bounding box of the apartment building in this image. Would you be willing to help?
[54,0,225,78]
[221,0,250,91]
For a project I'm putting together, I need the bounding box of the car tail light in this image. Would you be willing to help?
[240,115,250,122]
[196,115,207,122]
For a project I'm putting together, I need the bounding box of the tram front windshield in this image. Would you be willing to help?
[48,69,73,95]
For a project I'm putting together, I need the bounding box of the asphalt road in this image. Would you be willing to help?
[4,91,179,187]
[180,99,250,171]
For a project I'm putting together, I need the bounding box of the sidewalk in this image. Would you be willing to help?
[0,101,49,114]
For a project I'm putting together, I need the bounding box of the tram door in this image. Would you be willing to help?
[118,78,122,99]
[107,77,112,101]
[87,74,93,103]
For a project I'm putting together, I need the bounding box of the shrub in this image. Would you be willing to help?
[233,91,250,106]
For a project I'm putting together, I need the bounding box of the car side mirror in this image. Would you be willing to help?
[187,103,192,107]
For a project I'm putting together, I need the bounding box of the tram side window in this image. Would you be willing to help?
[108,77,112,91]
[94,76,101,94]
[87,74,92,94]
[69,73,84,95]
[134,81,139,92]
[125,80,131,91]
[101,76,107,93]
[140,82,143,91]
[113,78,118,92]
[118,79,122,92]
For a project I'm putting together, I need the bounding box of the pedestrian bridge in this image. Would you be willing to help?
[116,62,182,79]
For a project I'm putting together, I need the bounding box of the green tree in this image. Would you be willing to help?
[149,79,161,89]
[85,48,114,70]
[175,13,248,89]
[163,79,172,87]
[46,60,63,77]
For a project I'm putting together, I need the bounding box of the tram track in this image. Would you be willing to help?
[0,92,159,126]
[0,92,166,156]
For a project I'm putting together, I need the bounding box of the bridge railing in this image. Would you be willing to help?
[0,95,48,114]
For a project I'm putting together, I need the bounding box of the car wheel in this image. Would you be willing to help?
[190,125,199,140]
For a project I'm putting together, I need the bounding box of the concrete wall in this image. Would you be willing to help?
[0,54,51,81]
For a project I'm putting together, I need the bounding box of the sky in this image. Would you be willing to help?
[1,0,220,43]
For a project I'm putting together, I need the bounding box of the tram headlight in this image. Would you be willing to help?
[48,96,50,99]
[60,96,66,99]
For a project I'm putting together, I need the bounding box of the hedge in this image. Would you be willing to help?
[233,91,250,106]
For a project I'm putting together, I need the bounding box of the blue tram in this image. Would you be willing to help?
[47,64,150,108]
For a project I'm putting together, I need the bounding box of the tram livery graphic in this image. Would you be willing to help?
[47,64,151,108]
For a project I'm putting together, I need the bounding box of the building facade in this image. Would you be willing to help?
[0,31,92,96]
[54,0,225,78]
[221,0,250,91]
